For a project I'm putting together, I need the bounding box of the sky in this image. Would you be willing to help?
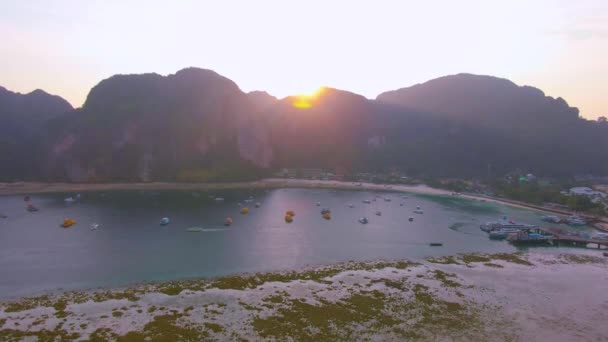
[1,0,606,119]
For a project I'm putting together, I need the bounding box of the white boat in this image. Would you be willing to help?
[480,216,534,232]
[255,202,261,208]
[593,233,608,240]
[359,217,369,224]
[244,199,254,203]
[90,223,99,230]
[541,215,561,223]
[160,217,170,225]
[214,197,225,202]
[64,197,76,204]
[414,206,423,214]
[186,227,204,232]
[566,215,586,226]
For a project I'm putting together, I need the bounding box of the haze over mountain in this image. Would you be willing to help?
[1,68,607,182]
[0,86,73,181]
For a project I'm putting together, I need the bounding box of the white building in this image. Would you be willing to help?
[566,187,607,203]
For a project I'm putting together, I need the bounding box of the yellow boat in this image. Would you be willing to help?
[62,218,76,228]
[240,207,249,215]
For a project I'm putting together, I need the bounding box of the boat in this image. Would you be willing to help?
[26,204,38,212]
[348,204,354,208]
[244,199,254,203]
[240,207,250,215]
[225,217,233,226]
[408,217,414,222]
[375,211,381,216]
[64,197,76,204]
[362,200,371,204]
[285,215,293,223]
[160,217,170,226]
[62,218,76,228]
[489,230,511,240]
[480,217,535,232]
[429,243,443,247]
[90,223,99,230]
[358,217,369,224]
[593,233,608,240]
[286,210,295,217]
[214,197,225,202]
[321,208,331,215]
[322,213,331,220]
[400,203,404,206]
[255,202,261,208]
[384,198,391,202]
[316,202,321,206]
[565,215,586,226]
[414,206,424,214]
[0,214,7,219]
[541,215,561,223]
[506,227,555,245]
[186,227,204,232]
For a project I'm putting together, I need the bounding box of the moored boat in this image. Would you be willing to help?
[565,215,586,226]
[62,218,76,228]
[359,217,369,224]
[541,215,561,223]
[160,217,170,226]
[480,216,535,232]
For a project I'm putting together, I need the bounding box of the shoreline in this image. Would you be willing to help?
[0,178,574,216]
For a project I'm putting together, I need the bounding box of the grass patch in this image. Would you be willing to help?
[204,322,225,333]
[559,254,605,264]
[432,270,462,288]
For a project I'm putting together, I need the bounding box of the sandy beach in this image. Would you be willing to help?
[1,252,606,341]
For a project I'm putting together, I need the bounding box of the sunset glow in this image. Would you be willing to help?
[291,87,325,108]
[0,1,607,118]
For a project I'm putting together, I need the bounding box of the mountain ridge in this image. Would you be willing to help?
[1,68,606,181]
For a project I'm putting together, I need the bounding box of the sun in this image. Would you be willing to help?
[292,87,325,109]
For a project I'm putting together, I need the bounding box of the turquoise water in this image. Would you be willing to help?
[0,188,590,298]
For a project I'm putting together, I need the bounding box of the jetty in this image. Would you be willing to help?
[507,226,608,249]
[541,227,608,249]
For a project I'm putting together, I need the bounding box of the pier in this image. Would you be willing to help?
[539,228,608,249]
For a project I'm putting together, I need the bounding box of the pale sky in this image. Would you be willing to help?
[1,0,606,118]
